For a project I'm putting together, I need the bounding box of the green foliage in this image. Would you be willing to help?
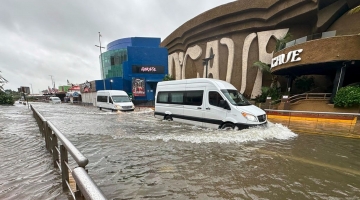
[254,87,269,103]
[275,32,293,51]
[253,61,270,73]
[334,86,360,107]
[254,86,282,103]
[163,74,175,81]
[0,91,15,105]
[294,76,315,93]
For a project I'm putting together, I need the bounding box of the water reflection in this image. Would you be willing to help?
[1,102,360,199]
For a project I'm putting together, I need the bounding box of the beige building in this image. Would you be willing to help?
[161,0,360,100]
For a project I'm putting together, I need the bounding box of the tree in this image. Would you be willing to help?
[252,61,282,102]
[253,61,271,73]
[275,32,292,52]
[163,74,175,81]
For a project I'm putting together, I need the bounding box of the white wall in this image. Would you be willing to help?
[81,92,97,106]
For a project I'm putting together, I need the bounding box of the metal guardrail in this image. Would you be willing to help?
[287,93,331,104]
[31,105,107,200]
[278,30,337,52]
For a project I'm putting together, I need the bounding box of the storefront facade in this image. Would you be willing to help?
[161,0,360,99]
[82,37,168,105]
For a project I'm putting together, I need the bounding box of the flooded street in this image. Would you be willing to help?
[1,102,360,199]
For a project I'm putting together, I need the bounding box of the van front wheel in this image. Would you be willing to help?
[221,123,235,130]
[164,115,173,121]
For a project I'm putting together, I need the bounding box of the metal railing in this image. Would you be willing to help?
[31,105,107,200]
[278,30,337,52]
[287,93,331,104]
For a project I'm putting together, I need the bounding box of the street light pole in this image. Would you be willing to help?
[49,75,54,91]
[95,32,106,90]
[30,83,33,94]
[202,53,215,78]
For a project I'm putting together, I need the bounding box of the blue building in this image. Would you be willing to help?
[95,37,168,104]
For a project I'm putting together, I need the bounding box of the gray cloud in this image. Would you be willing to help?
[0,0,234,93]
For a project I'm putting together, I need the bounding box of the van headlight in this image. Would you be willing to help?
[115,105,121,108]
[241,112,258,122]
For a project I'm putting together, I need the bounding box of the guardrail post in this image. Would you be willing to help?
[60,145,69,191]
[52,133,59,168]
[41,119,46,137]
[45,122,52,152]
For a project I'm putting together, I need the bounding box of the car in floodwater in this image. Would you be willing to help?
[49,97,61,104]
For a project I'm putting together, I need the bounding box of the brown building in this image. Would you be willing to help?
[161,0,360,100]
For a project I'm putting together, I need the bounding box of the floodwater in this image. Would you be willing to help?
[1,102,360,200]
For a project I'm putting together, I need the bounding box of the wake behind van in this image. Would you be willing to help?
[97,90,135,111]
[154,78,267,130]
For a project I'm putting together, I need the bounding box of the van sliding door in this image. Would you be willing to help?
[183,88,205,127]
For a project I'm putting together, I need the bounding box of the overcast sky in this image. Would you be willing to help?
[0,0,234,93]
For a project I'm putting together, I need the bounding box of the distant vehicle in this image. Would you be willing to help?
[96,90,135,111]
[49,97,61,104]
[154,78,267,130]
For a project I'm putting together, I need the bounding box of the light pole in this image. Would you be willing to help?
[49,75,53,86]
[95,32,106,90]
[30,83,33,94]
[202,53,215,78]
[110,79,113,90]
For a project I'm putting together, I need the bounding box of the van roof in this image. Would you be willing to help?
[157,78,236,90]
[97,90,128,95]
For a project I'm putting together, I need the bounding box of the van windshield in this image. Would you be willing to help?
[221,89,251,106]
[112,96,131,103]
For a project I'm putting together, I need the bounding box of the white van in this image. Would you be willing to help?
[96,90,135,111]
[49,97,61,104]
[154,78,267,130]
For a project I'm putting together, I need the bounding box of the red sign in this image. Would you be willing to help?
[132,78,145,97]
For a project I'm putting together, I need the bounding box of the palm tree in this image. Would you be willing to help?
[349,5,360,14]
[275,32,292,52]
[253,61,271,73]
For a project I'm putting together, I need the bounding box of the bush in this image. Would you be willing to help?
[334,86,360,107]
[254,86,282,103]
[163,74,175,81]
[0,91,15,105]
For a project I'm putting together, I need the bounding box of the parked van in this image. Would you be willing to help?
[154,78,267,130]
[49,97,61,104]
[96,90,135,111]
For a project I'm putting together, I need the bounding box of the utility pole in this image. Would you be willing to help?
[95,32,106,90]
[30,83,33,94]
[49,75,54,88]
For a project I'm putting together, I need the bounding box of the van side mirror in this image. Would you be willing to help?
[219,100,230,110]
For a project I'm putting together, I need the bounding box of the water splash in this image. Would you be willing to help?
[123,121,297,144]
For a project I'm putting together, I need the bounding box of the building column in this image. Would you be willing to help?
[286,75,294,94]
[330,64,347,103]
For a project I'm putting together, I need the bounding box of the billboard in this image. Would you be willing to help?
[132,78,145,97]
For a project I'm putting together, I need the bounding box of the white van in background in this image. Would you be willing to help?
[96,90,135,111]
[49,97,61,104]
[154,78,267,130]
